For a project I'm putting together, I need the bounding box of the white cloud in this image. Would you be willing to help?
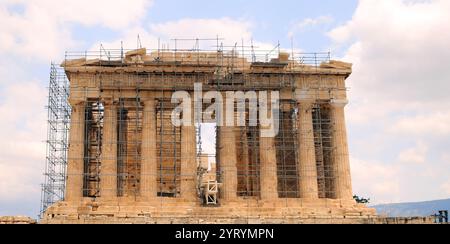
[397,142,428,164]
[0,80,47,202]
[3,0,153,28]
[389,111,450,136]
[329,0,450,103]
[149,17,254,49]
[351,156,401,204]
[441,153,450,165]
[441,180,450,196]
[0,159,42,202]
[0,5,75,60]
[89,26,159,51]
[0,0,154,60]
[42,0,151,29]
[289,15,333,37]
[93,17,279,62]
[330,0,450,203]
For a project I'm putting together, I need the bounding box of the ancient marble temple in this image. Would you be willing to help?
[41,46,375,224]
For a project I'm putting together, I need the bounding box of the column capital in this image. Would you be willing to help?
[142,98,156,106]
[103,98,118,107]
[69,98,85,107]
[330,99,349,108]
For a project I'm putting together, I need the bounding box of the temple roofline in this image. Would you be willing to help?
[61,48,352,76]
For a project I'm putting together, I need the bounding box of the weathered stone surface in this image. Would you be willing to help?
[125,48,146,57]
[41,48,382,224]
[0,216,37,224]
[320,60,353,71]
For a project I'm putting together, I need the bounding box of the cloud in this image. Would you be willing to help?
[0,0,154,60]
[93,17,278,61]
[441,180,450,196]
[289,15,333,37]
[330,0,450,203]
[350,156,401,204]
[329,0,450,103]
[0,5,75,60]
[41,0,151,29]
[0,80,47,204]
[441,153,450,165]
[149,17,254,49]
[397,142,428,164]
[90,17,258,50]
[389,111,450,136]
[89,26,159,51]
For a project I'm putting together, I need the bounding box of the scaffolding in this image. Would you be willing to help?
[312,103,334,198]
[41,38,351,219]
[156,98,181,197]
[275,100,299,198]
[40,64,70,217]
[82,100,103,197]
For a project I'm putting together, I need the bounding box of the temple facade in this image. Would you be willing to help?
[41,47,376,224]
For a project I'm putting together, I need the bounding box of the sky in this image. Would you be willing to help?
[1,0,450,217]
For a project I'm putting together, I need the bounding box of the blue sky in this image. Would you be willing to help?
[1,0,450,218]
[57,0,359,55]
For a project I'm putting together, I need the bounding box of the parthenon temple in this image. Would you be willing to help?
[40,41,376,224]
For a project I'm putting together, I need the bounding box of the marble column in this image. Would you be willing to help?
[330,99,353,200]
[180,102,197,201]
[239,127,250,194]
[219,126,238,201]
[140,98,157,200]
[66,101,86,202]
[259,133,279,200]
[100,101,118,199]
[297,100,319,199]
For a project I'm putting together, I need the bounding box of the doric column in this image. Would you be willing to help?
[259,93,280,200]
[297,100,319,199]
[140,98,157,200]
[100,100,118,199]
[330,99,353,200]
[238,127,250,194]
[66,101,85,202]
[259,133,279,200]
[180,103,197,201]
[218,126,238,201]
